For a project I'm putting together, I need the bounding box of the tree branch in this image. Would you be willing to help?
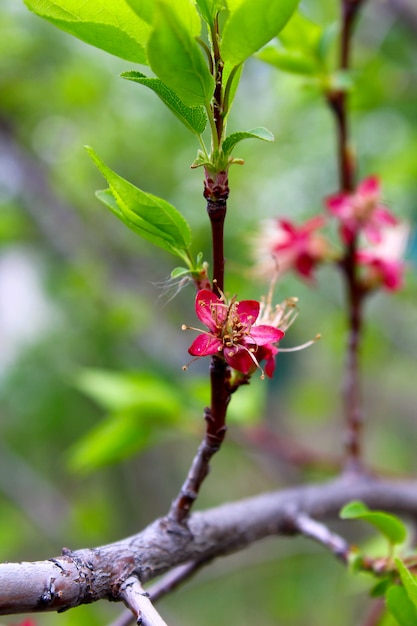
[110,560,212,626]
[2,475,417,616]
[119,577,168,626]
[291,513,350,563]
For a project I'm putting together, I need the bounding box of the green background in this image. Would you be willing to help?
[0,1,416,624]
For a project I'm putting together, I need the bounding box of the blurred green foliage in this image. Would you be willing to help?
[0,1,417,625]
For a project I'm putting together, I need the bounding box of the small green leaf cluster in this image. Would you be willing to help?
[23,0,301,263]
[340,501,417,625]
[257,10,354,95]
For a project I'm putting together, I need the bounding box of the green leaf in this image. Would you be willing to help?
[196,0,225,24]
[396,559,417,610]
[95,189,190,260]
[225,0,243,12]
[279,11,322,51]
[222,127,274,156]
[147,2,214,106]
[317,22,339,63]
[121,71,207,134]
[75,369,169,411]
[124,0,154,23]
[171,266,191,278]
[86,147,192,260]
[69,370,183,472]
[340,501,407,546]
[160,0,202,35]
[24,0,151,64]
[257,46,318,75]
[223,61,243,114]
[221,0,300,66]
[386,585,417,626]
[370,578,393,598]
[68,408,176,472]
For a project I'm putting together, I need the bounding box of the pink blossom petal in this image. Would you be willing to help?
[188,333,221,356]
[257,343,279,378]
[250,325,284,345]
[194,290,226,332]
[374,207,397,227]
[325,193,349,216]
[304,214,327,233]
[295,253,316,278]
[381,261,403,290]
[224,347,255,374]
[279,219,298,236]
[364,223,383,244]
[236,299,260,327]
[358,175,379,197]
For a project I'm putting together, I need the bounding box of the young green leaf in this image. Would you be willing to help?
[340,501,407,546]
[69,370,183,471]
[147,2,214,106]
[257,46,318,76]
[171,267,192,279]
[160,0,202,35]
[396,559,417,609]
[386,585,417,626]
[86,147,192,261]
[225,0,243,12]
[222,127,274,157]
[121,71,207,135]
[124,0,154,23]
[221,0,299,66]
[279,11,322,51]
[196,0,225,25]
[68,411,155,472]
[97,187,191,261]
[75,369,166,411]
[24,0,151,64]
[222,62,243,116]
[370,578,393,598]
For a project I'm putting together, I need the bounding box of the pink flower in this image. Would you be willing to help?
[356,223,408,291]
[325,176,397,245]
[252,343,279,378]
[254,215,329,280]
[184,289,285,378]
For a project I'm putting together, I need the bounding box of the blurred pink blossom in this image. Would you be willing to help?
[253,215,329,280]
[325,176,397,245]
[356,223,408,291]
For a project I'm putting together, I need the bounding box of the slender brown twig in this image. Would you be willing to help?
[169,19,233,524]
[326,0,368,475]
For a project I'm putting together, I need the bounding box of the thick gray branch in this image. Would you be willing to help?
[1,475,417,615]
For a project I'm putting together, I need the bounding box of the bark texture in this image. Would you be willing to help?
[2,474,417,615]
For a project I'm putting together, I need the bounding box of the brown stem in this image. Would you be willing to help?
[204,169,229,296]
[342,245,366,473]
[326,0,365,191]
[326,90,355,192]
[326,0,367,474]
[169,22,232,523]
[169,171,231,524]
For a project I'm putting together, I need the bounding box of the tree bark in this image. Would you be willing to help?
[2,474,417,615]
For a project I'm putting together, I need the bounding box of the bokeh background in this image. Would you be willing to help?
[1,1,417,624]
